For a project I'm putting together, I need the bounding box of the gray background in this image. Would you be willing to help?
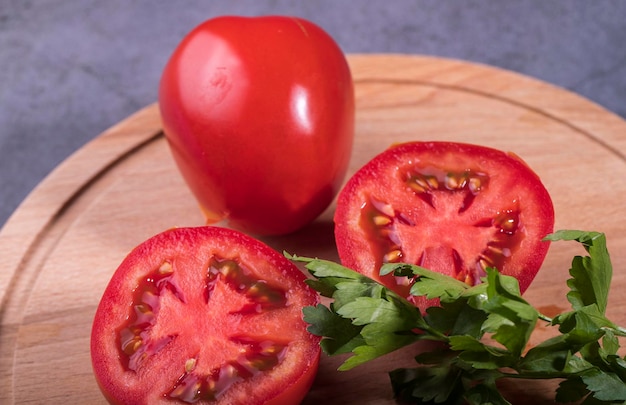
[2,1,625,228]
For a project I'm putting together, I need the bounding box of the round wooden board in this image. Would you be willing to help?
[1,54,626,404]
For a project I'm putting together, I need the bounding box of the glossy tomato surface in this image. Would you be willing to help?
[91,226,320,405]
[334,141,555,304]
[159,16,355,236]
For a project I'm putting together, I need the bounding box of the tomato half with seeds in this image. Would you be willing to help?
[334,141,555,304]
[91,226,320,405]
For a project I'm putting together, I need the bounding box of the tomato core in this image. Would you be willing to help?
[361,163,529,286]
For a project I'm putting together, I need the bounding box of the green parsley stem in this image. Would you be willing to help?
[497,371,570,380]
[604,325,626,337]
[537,313,553,323]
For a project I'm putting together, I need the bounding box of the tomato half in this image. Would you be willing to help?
[334,141,555,303]
[91,226,320,405]
[159,16,355,236]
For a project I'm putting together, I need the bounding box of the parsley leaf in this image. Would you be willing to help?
[298,257,428,370]
[292,230,626,403]
[380,263,469,302]
[302,304,364,355]
[390,362,466,404]
[581,369,626,401]
[544,230,612,314]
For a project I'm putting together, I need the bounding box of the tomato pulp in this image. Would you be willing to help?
[334,141,555,304]
[159,16,355,235]
[91,226,320,405]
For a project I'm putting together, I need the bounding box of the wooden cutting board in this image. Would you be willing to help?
[1,54,625,404]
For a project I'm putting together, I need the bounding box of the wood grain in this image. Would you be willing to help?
[1,54,625,404]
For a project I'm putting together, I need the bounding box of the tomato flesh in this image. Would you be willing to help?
[159,16,355,235]
[91,226,320,405]
[334,142,555,303]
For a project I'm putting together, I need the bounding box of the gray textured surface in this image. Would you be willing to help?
[1,1,625,228]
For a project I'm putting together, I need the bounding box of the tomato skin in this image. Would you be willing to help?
[91,226,320,405]
[159,16,355,236]
[334,141,555,303]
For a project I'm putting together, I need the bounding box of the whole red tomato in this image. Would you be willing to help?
[91,226,320,405]
[334,142,555,306]
[159,16,355,235]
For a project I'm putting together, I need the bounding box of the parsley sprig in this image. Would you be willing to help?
[290,230,626,404]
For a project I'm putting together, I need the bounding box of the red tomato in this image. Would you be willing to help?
[159,16,355,236]
[91,226,320,405]
[334,141,555,304]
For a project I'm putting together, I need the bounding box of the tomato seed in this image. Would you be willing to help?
[166,340,286,403]
[486,244,510,257]
[185,358,197,373]
[372,215,392,226]
[478,257,493,271]
[208,258,287,312]
[426,176,439,189]
[407,178,428,193]
[384,249,403,263]
[158,261,174,274]
[405,168,489,195]
[457,272,475,285]
[494,210,519,235]
[468,177,483,193]
[370,198,395,217]
[117,263,185,371]
[445,173,461,189]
